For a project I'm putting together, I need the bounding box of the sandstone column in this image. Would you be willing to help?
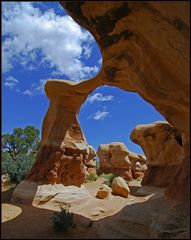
[27,78,103,186]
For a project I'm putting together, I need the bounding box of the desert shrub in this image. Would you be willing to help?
[102,173,119,187]
[2,153,35,183]
[85,173,98,181]
[52,205,74,232]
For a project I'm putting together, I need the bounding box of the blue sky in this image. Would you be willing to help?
[2,2,166,155]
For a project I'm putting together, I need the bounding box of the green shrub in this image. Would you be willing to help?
[2,153,35,183]
[102,173,119,187]
[52,205,74,232]
[85,173,98,181]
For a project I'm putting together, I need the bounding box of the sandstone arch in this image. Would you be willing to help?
[60,1,189,201]
[25,1,190,202]
[9,3,189,238]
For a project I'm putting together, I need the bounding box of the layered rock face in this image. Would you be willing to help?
[97,142,147,180]
[61,1,189,200]
[27,79,101,186]
[130,121,184,189]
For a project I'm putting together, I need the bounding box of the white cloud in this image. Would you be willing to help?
[4,76,19,90]
[2,2,100,81]
[86,93,113,104]
[93,110,109,120]
[87,106,110,121]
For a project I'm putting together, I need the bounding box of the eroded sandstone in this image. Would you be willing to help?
[26,79,102,186]
[9,2,190,238]
[130,121,184,191]
[23,1,189,201]
[97,142,147,180]
[61,1,189,201]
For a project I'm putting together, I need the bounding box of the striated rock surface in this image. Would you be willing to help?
[61,0,189,201]
[97,142,146,180]
[111,177,130,198]
[130,121,184,190]
[26,79,101,187]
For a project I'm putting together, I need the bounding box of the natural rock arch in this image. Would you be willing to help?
[24,1,189,203]
[9,3,189,238]
[59,1,189,201]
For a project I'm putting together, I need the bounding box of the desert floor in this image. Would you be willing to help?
[1,177,170,239]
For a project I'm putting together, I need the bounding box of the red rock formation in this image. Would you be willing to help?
[61,1,189,201]
[111,176,130,198]
[97,142,147,180]
[130,121,184,190]
[27,80,101,186]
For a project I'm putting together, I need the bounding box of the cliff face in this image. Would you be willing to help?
[61,1,190,200]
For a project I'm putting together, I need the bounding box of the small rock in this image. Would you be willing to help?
[111,177,130,198]
[91,207,106,216]
[91,211,101,216]
[96,184,111,199]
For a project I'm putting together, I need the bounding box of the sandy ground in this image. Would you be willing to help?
[1,178,170,239]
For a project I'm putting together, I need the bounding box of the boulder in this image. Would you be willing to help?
[96,184,111,199]
[111,177,130,198]
[91,207,106,216]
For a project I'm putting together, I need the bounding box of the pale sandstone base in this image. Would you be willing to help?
[11,180,93,212]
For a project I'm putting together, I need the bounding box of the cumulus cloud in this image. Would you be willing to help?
[2,2,100,81]
[4,76,19,90]
[86,93,114,104]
